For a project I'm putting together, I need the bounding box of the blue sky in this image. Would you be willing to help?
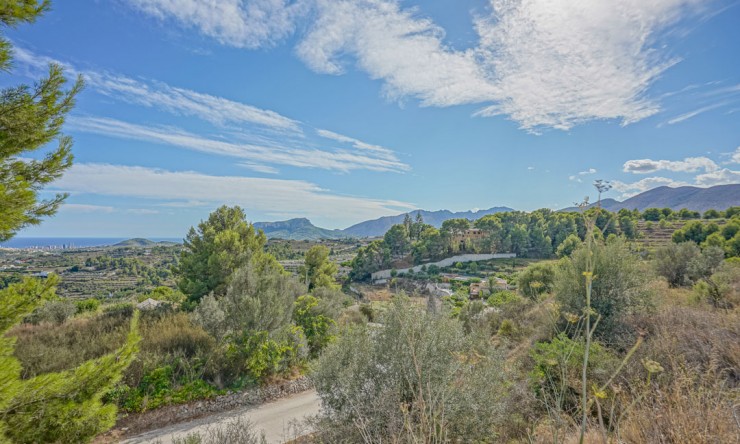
[4,0,740,237]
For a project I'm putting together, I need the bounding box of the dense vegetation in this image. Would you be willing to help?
[1,1,737,443]
[350,205,740,281]
[309,210,740,443]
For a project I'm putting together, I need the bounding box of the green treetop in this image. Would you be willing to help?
[177,205,276,303]
[298,245,339,291]
[0,0,83,242]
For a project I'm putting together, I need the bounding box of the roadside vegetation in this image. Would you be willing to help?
[1,4,738,442]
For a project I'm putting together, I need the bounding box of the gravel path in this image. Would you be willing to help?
[122,389,321,444]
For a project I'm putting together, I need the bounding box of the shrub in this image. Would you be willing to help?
[28,299,77,325]
[555,238,652,342]
[487,290,521,308]
[76,298,100,313]
[293,295,336,357]
[170,418,267,444]
[530,333,617,417]
[312,297,511,443]
[653,242,700,287]
[517,262,556,300]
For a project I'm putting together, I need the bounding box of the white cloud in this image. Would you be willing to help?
[569,168,597,182]
[731,146,740,164]
[13,47,409,174]
[237,162,279,174]
[623,156,718,174]
[126,0,307,48]
[316,129,398,160]
[13,46,301,131]
[666,101,729,125]
[611,176,688,197]
[59,204,116,214]
[128,0,707,130]
[69,117,410,173]
[694,168,740,187]
[125,208,161,215]
[296,0,498,107]
[474,0,703,129]
[51,163,415,226]
[85,72,301,131]
[610,148,740,198]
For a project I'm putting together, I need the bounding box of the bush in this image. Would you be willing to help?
[487,290,521,308]
[653,242,700,287]
[170,418,267,444]
[27,300,77,325]
[293,295,336,357]
[75,298,100,313]
[517,262,556,300]
[555,238,652,342]
[312,297,511,443]
[530,333,617,415]
[225,329,306,381]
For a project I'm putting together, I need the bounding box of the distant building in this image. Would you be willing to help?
[470,277,509,298]
[469,281,488,298]
[30,271,50,278]
[451,228,486,250]
[136,298,164,310]
[490,277,509,290]
[426,282,453,297]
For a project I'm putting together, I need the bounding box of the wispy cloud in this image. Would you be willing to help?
[58,203,159,215]
[14,46,409,174]
[14,46,300,131]
[86,72,301,131]
[127,0,710,130]
[59,204,116,214]
[52,163,416,227]
[568,168,597,182]
[316,129,398,160]
[622,156,718,174]
[69,116,410,173]
[237,162,279,174]
[126,0,308,49]
[666,101,730,125]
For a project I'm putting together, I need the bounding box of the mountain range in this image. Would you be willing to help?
[559,184,740,213]
[255,185,740,240]
[255,207,513,240]
[253,219,348,241]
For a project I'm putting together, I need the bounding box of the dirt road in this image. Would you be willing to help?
[123,389,321,444]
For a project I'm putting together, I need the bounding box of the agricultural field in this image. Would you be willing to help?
[0,244,181,299]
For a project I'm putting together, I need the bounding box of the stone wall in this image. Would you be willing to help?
[115,377,314,437]
[371,253,516,281]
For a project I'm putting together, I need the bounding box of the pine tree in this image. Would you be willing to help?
[0,277,141,443]
[0,1,84,242]
[0,4,139,442]
[177,205,274,303]
[298,245,339,291]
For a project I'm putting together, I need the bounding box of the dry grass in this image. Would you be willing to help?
[620,368,739,444]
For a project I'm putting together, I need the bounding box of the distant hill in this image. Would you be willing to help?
[341,207,514,238]
[253,218,350,241]
[113,238,178,247]
[560,184,740,213]
[559,198,621,213]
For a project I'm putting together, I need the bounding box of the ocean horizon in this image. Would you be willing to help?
[0,237,183,249]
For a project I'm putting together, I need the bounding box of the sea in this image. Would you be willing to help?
[0,237,182,250]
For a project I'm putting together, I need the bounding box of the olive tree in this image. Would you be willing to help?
[555,238,652,341]
[312,297,510,443]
